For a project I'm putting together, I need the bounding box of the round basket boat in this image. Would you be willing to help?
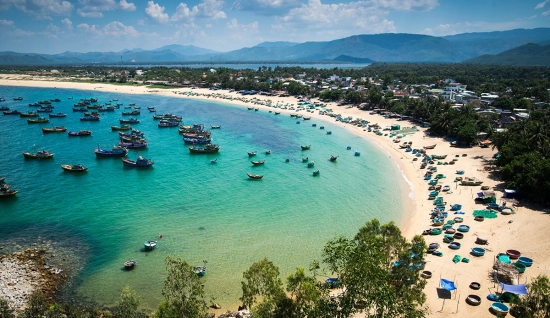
[471,247,485,257]
[422,229,431,235]
[445,228,456,234]
[490,302,509,316]
[501,208,513,215]
[476,236,488,244]
[481,185,490,190]
[449,242,461,250]
[474,216,485,222]
[453,217,463,223]
[466,294,481,306]
[506,249,521,260]
[514,262,526,274]
[431,228,443,235]
[428,243,440,250]
[517,256,533,267]
[469,282,481,290]
[453,232,464,239]
[421,270,432,279]
[457,225,470,233]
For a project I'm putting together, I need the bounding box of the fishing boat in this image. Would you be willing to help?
[42,126,67,133]
[122,109,140,115]
[51,98,61,102]
[20,111,38,117]
[248,151,257,157]
[122,156,154,167]
[158,120,179,128]
[118,141,148,149]
[211,125,221,129]
[307,161,315,167]
[48,112,66,117]
[27,117,49,123]
[124,260,137,269]
[37,108,53,113]
[72,107,87,112]
[94,146,128,157]
[247,172,263,179]
[147,107,156,112]
[301,145,311,150]
[28,102,41,107]
[13,97,23,100]
[23,149,54,159]
[423,144,436,149]
[274,112,280,115]
[251,160,265,165]
[61,164,88,172]
[312,170,320,176]
[144,240,157,250]
[119,118,139,124]
[490,303,509,316]
[3,110,20,115]
[80,116,99,121]
[326,131,332,135]
[302,157,309,162]
[194,261,207,277]
[0,182,18,198]
[265,150,271,154]
[111,124,132,131]
[354,151,361,156]
[189,144,220,153]
[460,177,483,186]
[210,159,217,164]
[68,130,92,136]
[330,155,338,162]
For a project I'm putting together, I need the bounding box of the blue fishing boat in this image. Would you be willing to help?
[48,112,66,117]
[80,116,99,121]
[120,118,139,124]
[94,146,128,157]
[122,156,154,167]
[3,110,20,115]
[471,247,485,256]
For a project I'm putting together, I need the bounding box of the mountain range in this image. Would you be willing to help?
[1,28,550,66]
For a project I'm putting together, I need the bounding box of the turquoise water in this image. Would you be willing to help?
[0,86,405,309]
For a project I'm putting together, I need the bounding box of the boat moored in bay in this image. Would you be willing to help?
[94,145,128,157]
[121,156,154,167]
[189,144,220,154]
[61,164,88,172]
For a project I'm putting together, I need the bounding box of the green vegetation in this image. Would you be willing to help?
[492,111,550,204]
[464,43,550,66]
[239,219,428,317]
[510,275,550,318]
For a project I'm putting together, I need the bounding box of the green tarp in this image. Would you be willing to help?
[473,210,499,219]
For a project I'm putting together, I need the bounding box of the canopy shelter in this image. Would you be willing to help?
[437,277,459,313]
[500,283,528,295]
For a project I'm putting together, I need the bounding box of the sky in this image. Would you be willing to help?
[0,0,549,54]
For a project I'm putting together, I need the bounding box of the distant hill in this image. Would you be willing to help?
[253,41,298,48]
[332,55,375,63]
[1,28,550,65]
[153,44,219,56]
[463,43,550,66]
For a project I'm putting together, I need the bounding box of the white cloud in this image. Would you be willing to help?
[77,20,140,38]
[0,18,34,36]
[61,17,73,30]
[1,0,73,19]
[226,18,259,32]
[171,0,226,22]
[119,0,135,11]
[543,10,550,16]
[231,0,303,13]
[535,0,549,9]
[0,19,15,26]
[370,0,438,11]
[422,21,526,36]
[274,0,396,36]
[145,1,169,23]
[76,0,136,17]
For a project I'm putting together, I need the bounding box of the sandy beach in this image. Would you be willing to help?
[1,74,549,317]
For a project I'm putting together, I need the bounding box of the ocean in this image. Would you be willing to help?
[0,85,405,309]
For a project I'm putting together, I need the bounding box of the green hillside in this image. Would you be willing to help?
[463,43,550,66]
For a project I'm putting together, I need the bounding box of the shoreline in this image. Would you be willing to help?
[2,76,549,317]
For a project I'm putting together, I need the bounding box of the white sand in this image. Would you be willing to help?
[1,75,549,317]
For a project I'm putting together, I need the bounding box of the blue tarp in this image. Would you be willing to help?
[500,283,528,295]
[440,279,457,291]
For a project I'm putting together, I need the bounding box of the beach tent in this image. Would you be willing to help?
[500,283,528,295]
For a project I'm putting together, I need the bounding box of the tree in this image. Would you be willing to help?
[321,219,428,318]
[510,275,550,318]
[240,258,285,312]
[285,267,326,317]
[113,286,142,318]
[155,256,208,318]
[0,298,15,318]
[21,292,49,318]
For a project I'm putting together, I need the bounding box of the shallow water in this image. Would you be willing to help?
[0,86,406,309]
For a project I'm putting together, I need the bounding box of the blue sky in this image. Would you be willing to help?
[0,0,549,54]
